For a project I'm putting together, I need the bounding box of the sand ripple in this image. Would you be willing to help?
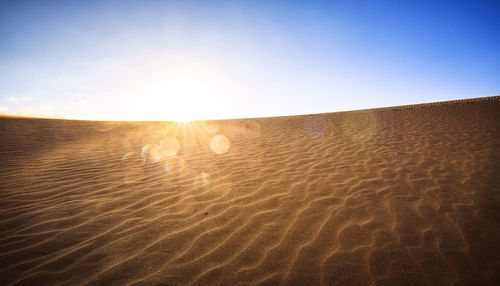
[0,97,499,285]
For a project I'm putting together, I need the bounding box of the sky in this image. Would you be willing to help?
[0,0,499,121]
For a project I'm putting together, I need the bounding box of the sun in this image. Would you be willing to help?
[174,116,193,124]
[137,73,225,122]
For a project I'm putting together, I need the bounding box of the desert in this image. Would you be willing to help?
[1,96,499,285]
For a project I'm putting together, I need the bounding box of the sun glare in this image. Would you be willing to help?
[130,71,226,122]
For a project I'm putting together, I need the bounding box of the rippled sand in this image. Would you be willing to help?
[1,97,499,286]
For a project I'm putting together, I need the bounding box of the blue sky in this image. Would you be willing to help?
[0,0,499,120]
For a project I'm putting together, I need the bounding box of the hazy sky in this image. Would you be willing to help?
[0,0,499,120]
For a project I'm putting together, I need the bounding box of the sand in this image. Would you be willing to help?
[0,96,499,286]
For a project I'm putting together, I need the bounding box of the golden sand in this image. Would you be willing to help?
[0,97,499,285]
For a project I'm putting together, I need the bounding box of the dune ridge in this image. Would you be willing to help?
[0,97,499,286]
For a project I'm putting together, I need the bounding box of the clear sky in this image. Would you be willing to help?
[0,0,499,121]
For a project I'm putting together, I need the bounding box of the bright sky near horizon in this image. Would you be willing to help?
[0,0,499,121]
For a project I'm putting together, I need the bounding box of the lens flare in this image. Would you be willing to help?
[209,134,231,154]
[160,136,181,157]
[141,136,180,163]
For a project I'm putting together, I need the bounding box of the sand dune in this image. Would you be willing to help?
[0,97,499,286]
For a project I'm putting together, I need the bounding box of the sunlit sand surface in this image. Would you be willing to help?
[0,97,499,286]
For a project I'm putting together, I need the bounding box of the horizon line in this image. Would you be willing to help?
[1,94,498,123]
